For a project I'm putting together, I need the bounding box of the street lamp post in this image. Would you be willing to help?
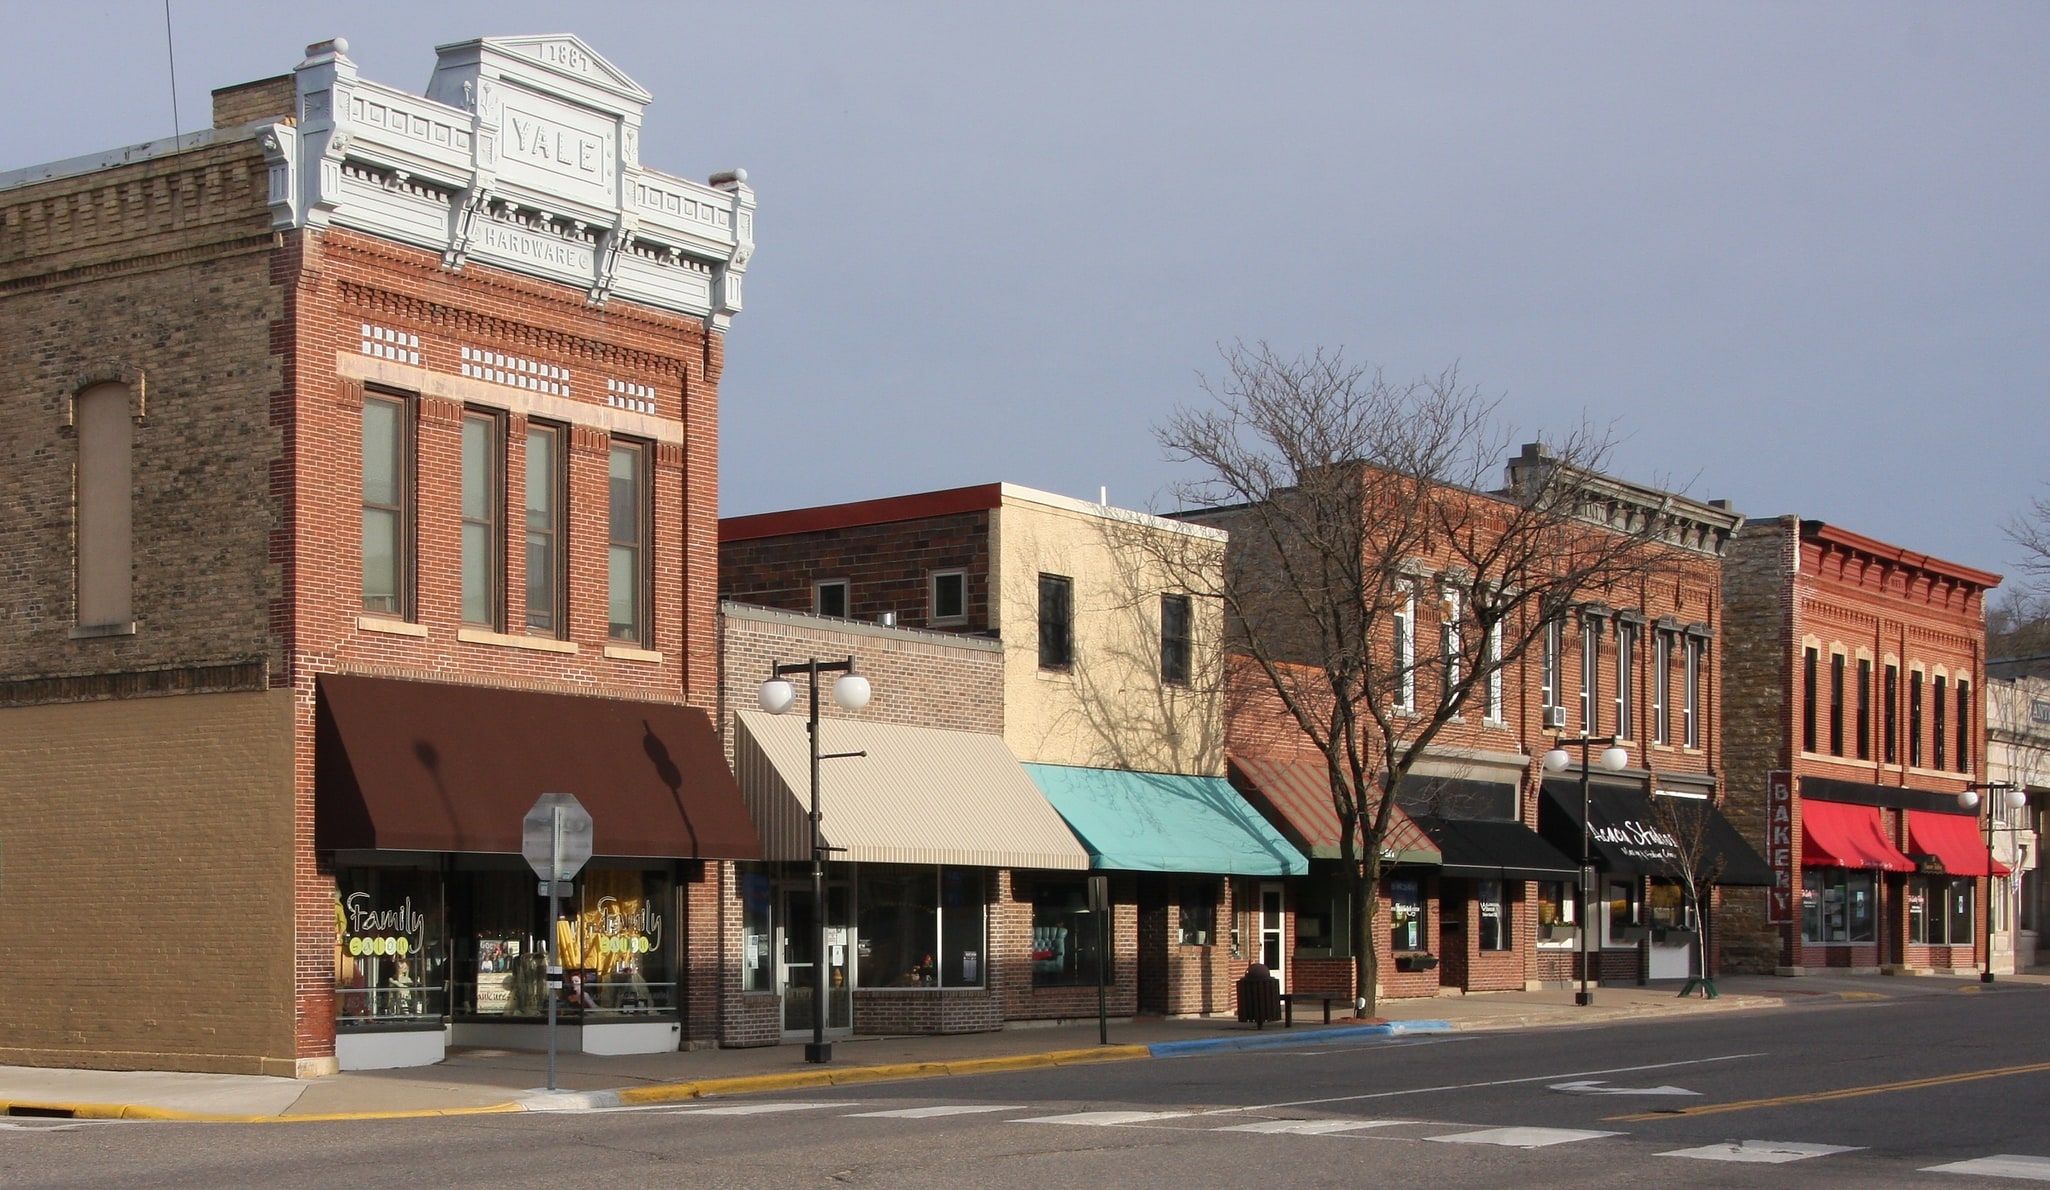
[760,657,872,1063]
[1542,736,1630,1007]
[1959,781,2025,985]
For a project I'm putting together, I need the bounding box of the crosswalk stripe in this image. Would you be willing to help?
[845,1105,1025,1119]
[1660,1140,1862,1164]
[1217,1119,1410,1135]
[1426,1126,1621,1149]
[1922,1155,2050,1181]
[1015,1110,1193,1126]
[672,1102,847,1116]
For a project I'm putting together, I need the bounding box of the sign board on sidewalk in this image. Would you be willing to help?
[522,792,593,882]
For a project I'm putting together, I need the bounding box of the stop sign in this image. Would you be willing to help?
[522,792,593,881]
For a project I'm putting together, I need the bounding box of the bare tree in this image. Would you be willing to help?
[1156,342,1684,1016]
[2007,485,2050,582]
[1641,793,1731,995]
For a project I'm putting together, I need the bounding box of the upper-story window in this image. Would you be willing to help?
[1856,658,1872,761]
[1614,620,1636,741]
[460,410,504,628]
[1540,617,1562,722]
[361,392,412,617]
[1957,679,1973,773]
[930,570,967,625]
[1441,588,1463,713]
[1580,619,1600,735]
[1652,631,1671,745]
[1933,675,1948,771]
[1160,593,1192,686]
[1829,653,1846,757]
[1884,663,1900,764]
[1802,646,1819,754]
[74,382,133,630]
[607,440,649,644]
[814,579,849,619]
[1393,585,1415,713]
[1038,573,1073,670]
[1682,635,1702,749]
[1485,619,1504,724]
[1909,669,1925,768]
[524,423,565,637]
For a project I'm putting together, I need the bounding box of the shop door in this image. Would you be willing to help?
[1259,883,1287,991]
[778,882,851,1037]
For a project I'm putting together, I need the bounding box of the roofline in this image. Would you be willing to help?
[1799,520,2003,590]
[720,481,1226,543]
[1,124,252,194]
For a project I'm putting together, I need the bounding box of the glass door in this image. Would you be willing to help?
[779,882,851,1036]
[1260,882,1287,991]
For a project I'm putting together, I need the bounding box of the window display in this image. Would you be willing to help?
[1032,878,1109,987]
[453,864,674,1017]
[334,866,446,1028]
[1477,880,1511,951]
[857,867,987,989]
[1802,868,1877,943]
[1389,877,1427,953]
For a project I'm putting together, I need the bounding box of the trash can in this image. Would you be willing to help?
[1237,963,1280,1028]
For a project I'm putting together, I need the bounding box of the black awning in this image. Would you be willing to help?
[1396,775,1518,821]
[1540,779,1770,886]
[1413,816,1581,881]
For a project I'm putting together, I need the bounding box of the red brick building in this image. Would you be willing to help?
[0,36,758,1073]
[1721,518,2002,975]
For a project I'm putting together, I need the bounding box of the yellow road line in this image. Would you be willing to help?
[1606,1060,2050,1122]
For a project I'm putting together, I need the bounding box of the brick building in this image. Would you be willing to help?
[1985,675,2047,971]
[721,483,1306,1026]
[0,35,759,1074]
[1721,518,2002,975]
[1201,447,1762,1005]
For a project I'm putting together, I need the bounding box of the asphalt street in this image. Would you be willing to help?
[5,984,2047,1188]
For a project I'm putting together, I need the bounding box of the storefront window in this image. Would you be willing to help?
[456,864,674,1018]
[1389,877,1428,953]
[741,867,774,992]
[1294,868,1351,957]
[857,867,986,988]
[1803,868,1877,944]
[1477,880,1511,951]
[1178,881,1218,946]
[1536,880,1576,947]
[1032,879,1110,987]
[1646,879,1690,930]
[1606,881,1636,940]
[334,866,446,1028]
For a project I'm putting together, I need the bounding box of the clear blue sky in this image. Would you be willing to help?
[6,1,2044,579]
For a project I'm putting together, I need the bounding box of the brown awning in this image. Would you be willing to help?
[316,674,760,860]
[1228,754,1440,864]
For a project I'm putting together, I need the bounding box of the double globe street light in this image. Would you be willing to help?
[1541,737,1630,1007]
[1958,781,2027,985]
[760,658,871,1063]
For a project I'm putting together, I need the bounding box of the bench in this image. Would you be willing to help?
[1278,993,1346,1027]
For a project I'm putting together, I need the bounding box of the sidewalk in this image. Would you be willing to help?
[2,971,2037,1122]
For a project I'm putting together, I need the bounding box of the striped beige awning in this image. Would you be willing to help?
[734,710,1090,871]
[1228,754,1441,864]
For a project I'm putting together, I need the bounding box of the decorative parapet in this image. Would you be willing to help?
[270,35,752,330]
[1502,442,1745,558]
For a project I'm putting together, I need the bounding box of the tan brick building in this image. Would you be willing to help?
[1721,517,2002,975]
[0,35,759,1074]
[721,484,1306,1026]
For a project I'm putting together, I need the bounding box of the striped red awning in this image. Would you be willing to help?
[1800,800,1914,872]
[1907,810,2011,878]
[1228,755,1440,863]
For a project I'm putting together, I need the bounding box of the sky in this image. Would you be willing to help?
[5,1,2045,581]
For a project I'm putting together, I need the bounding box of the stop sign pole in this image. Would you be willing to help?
[523,792,593,1092]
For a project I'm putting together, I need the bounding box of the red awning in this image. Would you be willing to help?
[1800,800,1914,872]
[1907,810,2011,878]
[1228,754,1440,864]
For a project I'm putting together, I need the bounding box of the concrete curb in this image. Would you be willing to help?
[610,1044,1154,1107]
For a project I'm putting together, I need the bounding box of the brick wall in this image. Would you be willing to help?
[721,511,993,632]
[1717,518,1794,971]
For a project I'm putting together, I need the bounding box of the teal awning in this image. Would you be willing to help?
[1023,764,1309,876]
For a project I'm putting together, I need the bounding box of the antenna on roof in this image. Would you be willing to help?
[1099,486,1108,506]
[162,0,184,149]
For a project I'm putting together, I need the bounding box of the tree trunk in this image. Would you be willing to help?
[1353,858,1382,1017]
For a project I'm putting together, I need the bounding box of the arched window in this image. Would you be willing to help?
[74,383,133,629]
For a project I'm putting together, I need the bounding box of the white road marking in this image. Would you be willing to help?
[1192,1052,1765,1117]
[0,1120,113,1132]
[1016,1110,1193,1126]
[1427,1126,1622,1149]
[671,1102,849,1115]
[845,1105,1025,1119]
[1660,1140,1862,1163]
[1549,1079,1698,1096]
[1922,1155,2050,1181]
[1217,1119,1412,1135]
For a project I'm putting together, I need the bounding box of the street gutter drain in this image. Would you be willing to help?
[7,1106,76,1118]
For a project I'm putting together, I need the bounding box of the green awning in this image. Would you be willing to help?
[1023,764,1309,876]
